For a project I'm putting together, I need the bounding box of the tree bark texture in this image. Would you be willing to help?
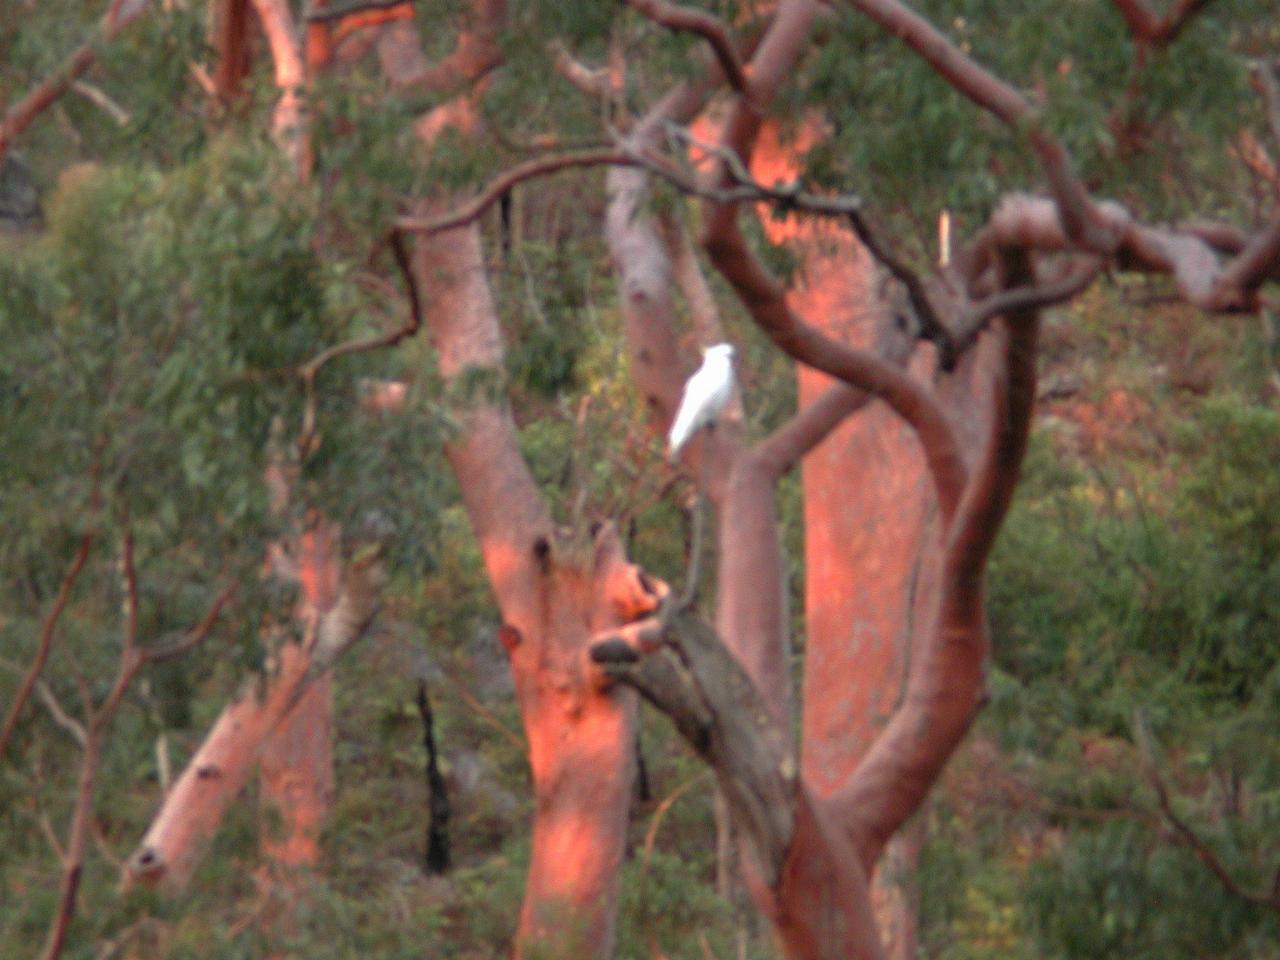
[413,211,663,959]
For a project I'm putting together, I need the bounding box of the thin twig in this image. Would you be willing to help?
[295,231,422,456]
[843,208,956,366]
[298,231,423,380]
[1133,710,1280,912]
[0,0,150,160]
[120,524,139,654]
[33,680,88,748]
[395,138,867,237]
[0,500,98,758]
[39,812,67,864]
[142,582,236,663]
[71,81,131,125]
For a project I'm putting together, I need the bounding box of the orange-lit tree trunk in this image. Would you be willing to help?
[385,10,667,956]
[412,211,664,959]
[211,0,252,103]
[254,519,342,946]
[747,117,931,957]
[125,517,380,890]
[591,3,1041,958]
[605,72,898,953]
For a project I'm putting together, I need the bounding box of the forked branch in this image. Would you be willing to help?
[1134,711,1280,912]
[626,0,747,93]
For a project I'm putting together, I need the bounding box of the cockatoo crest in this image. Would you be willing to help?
[667,343,735,461]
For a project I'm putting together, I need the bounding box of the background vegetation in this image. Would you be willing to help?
[1,0,1278,957]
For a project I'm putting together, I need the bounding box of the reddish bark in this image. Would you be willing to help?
[0,0,150,163]
[380,16,668,955]
[413,212,665,958]
[125,519,378,890]
[743,115,934,955]
[258,674,334,872]
[211,0,252,102]
[251,0,311,179]
[650,3,1041,955]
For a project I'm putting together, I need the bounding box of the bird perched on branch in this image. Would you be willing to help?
[668,342,735,461]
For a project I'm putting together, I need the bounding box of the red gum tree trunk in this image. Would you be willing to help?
[746,117,931,956]
[639,1,1043,955]
[413,214,662,959]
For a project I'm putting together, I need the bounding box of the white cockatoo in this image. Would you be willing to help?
[667,342,735,461]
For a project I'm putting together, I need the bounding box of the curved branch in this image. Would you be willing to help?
[843,209,956,366]
[397,148,635,234]
[299,231,423,379]
[626,0,747,93]
[967,193,1278,311]
[755,384,874,477]
[838,249,1042,869]
[707,216,968,521]
[953,255,1102,354]
[842,0,1112,252]
[1134,711,1280,912]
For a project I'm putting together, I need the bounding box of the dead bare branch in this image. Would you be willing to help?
[591,609,796,885]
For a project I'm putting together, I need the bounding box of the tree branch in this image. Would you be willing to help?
[0,0,151,161]
[967,193,1279,311]
[843,208,956,366]
[0,503,98,759]
[33,679,88,749]
[549,40,613,97]
[626,0,747,93]
[143,582,237,664]
[1109,0,1214,46]
[842,0,1113,253]
[837,248,1042,869]
[250,0,310,176]
[1134,711,1280,912]
[952,256,1103,354]
[591,609,796,885]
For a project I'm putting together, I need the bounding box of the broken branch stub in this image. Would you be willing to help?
[592,610,795,886]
